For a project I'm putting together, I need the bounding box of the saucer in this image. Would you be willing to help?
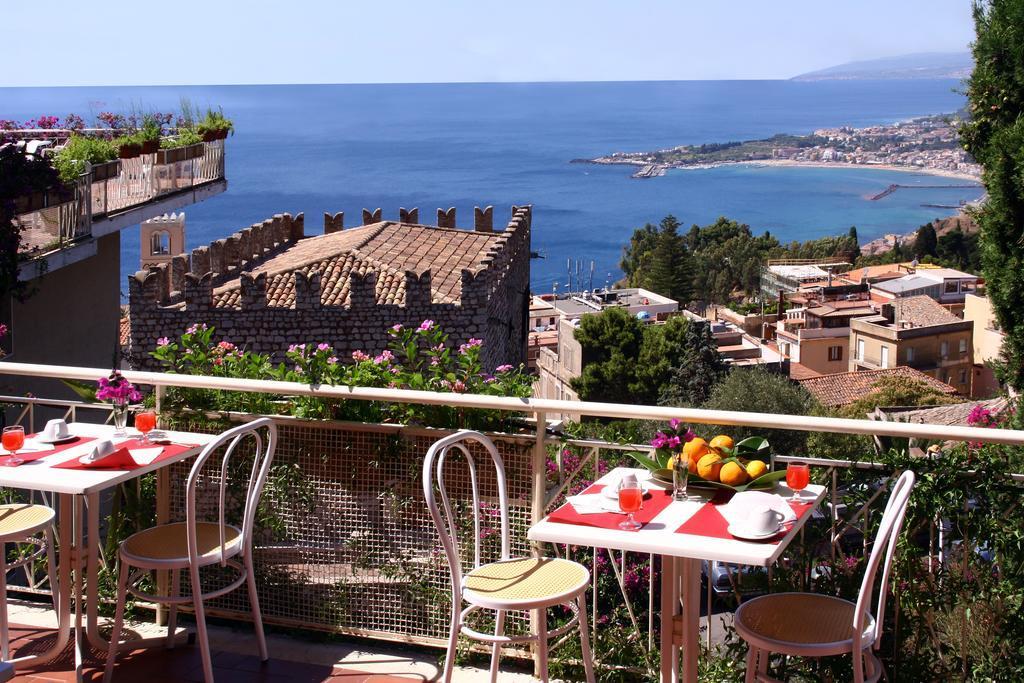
[727,523,783,541]
[601,483,650,499]
[36,434,77,445]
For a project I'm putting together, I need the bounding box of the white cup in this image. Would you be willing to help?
[744,505,785,535]
[43,419,70,441]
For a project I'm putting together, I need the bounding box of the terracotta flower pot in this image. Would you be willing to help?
[201,130,218,143]
[118,143,141,159]
[141,139,159,154]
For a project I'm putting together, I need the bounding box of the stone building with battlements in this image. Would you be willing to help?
[128,205,531,371]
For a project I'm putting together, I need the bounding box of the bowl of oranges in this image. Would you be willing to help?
[633,422,787,492]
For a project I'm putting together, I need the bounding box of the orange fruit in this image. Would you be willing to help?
[683,438,710,471]
[696,453,723,481]
[746,460,768,480]
[709,435,734,454]
[719,461,748,486]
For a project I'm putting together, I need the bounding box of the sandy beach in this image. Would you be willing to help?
[635,158,983,184]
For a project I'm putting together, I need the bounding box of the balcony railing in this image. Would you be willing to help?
[15,140,226,257]
[0,360,1020,678]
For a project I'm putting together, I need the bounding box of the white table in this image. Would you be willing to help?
[0,422,214,680]
[528,467,825,683]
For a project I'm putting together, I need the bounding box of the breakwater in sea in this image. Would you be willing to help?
[870,183,980,201]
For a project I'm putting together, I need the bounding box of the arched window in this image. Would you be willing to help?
[150,230,170,255]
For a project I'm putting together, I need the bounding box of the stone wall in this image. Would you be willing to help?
[128,206,531,373]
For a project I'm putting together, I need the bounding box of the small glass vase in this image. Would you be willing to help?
[673,455,690,501]
[111,403,130,437]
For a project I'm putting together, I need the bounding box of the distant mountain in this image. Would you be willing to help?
[792,52,972,81]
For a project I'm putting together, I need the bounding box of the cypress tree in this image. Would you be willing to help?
[961,0,1024,389]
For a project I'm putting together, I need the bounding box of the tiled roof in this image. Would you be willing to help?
[876,397,1009,426]
[209,222,503,309]
[798,366,959,408]
[788,362,823,381]
[119,313,130,347]
[890,295,962,327]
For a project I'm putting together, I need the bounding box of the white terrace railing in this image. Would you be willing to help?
[0,361,1022,674]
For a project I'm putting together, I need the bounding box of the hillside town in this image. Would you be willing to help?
[584,111,983,180]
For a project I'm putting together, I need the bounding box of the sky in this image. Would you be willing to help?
[1,1,976,87]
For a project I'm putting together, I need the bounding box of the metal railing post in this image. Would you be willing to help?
[530,410,546,677]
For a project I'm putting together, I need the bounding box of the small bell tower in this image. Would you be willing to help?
[140,212,185,269]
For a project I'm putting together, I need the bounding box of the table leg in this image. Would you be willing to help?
[155,469,170,627]
[659,555,679,682]
[72,495,84,681]
[85,492,108,653]
[680,559,701,683]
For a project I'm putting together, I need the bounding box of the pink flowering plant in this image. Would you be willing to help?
[95,370,142,406]
[151,320,532,430]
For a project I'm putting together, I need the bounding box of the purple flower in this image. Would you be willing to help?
[667,436,681,449]
[650,432,668,449]
[352,350,370,362]
[317,342,331,352]
[669,418,682,431]
[185,323,207,335]
[96,371,141,405]
[418,319,435,332]
[327,356,338,365]
[495,364,514,373]
[390,323,403,333]
[0,324,8,338]
[156,337,170,347]
[374,350,394,364]
[459,338,483,354]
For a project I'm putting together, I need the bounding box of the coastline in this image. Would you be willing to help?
[593,158,982,184]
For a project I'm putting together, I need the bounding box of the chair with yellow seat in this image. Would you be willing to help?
[0,503,58,664]
[734,470,915,683]
[103,418,277,683]
[423,430,595,683]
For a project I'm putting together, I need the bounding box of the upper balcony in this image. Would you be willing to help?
[5,126,227,279]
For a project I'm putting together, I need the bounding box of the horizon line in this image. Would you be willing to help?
[0,76,970,90]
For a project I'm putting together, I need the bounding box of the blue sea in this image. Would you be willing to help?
[1,80,983,295]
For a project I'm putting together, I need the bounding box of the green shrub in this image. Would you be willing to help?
[52,135,117,183]
[160,128,202,148]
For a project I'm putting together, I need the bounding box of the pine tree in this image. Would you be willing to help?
[961,0,1024,389]
[914,223,938,259]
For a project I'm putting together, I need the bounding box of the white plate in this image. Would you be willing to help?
[602,483,650,499]
[35,434,77,445]
[727,523,783,541]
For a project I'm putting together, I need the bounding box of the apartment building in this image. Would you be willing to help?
[777,298,878,376]
[849,295,973,394]
[963,291,1006,398]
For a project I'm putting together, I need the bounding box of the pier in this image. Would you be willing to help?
[870,183,980,201]
[632,164,667,178]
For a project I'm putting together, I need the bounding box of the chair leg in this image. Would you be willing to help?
[189,563,214,683]
[442,598,460,683]
[166,569,180,650]
[757,647,769,676]
[44,527,59,617]
[853,647,865,683]
[489,609,505,683]
[576,594,596,683]
[243,551,268,661]
[103,561,131,683]
[745,646,758,683]
[0,545,8,662]
[535,607,548,682]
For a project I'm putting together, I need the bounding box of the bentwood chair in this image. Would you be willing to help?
[424,430,595,683]
[734,470,916,683]
[0,503,59,663]
[104,418,277,683]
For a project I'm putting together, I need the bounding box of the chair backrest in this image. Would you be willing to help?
[422,430,511,595]
[185,417,277,567]
[853,469,916,651]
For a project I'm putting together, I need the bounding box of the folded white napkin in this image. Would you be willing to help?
[128,447,163,465]
[567,493,620,515]
[717,491,797,528]
[82,439,116,463]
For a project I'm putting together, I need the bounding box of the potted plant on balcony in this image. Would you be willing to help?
[114,134,142,159]
[138,115,162,155]
[157,127,203,164]
[52,135,118,184]
[197,108,233,141]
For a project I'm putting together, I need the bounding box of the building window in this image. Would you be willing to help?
[906,346,915,363]
[940,340,949,358]
[880,346,889,369]
[828,345,843,362]
[959,338,967,354]
[959,369,968,385]
[944,281,959,294]
[856,339,864,362]
[150,230,170,255]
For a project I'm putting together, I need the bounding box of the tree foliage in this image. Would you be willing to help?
[840,375,960,418]
[621,215,694,304]
[570,307,646,405]
[961,0,1024,390]
[659,320,728,406]
[702,366,817,455]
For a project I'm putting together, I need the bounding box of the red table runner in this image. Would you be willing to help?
[547,483,675,530]
[675,492,814,544]
[0,435,96,467]
[53,439,199,471]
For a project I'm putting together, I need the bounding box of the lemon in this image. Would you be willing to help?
[746,460,768,479]
[720,461,749,487]
[696,453,723,481]
[683,438,710,472]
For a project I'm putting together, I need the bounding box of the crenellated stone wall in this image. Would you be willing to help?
[128,206,531,372]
